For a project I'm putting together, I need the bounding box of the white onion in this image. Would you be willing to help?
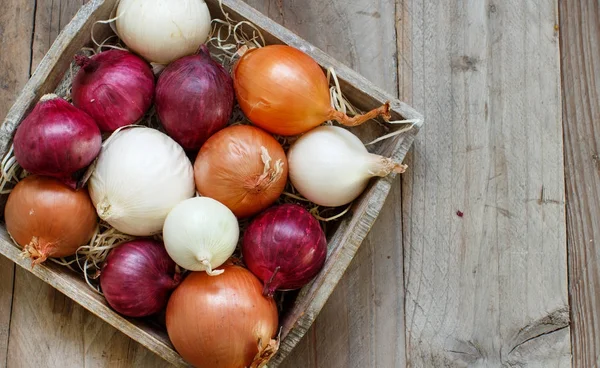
[163,197,239,275]
[287,126,407,207]
[115,0,212,65]
[88,126,195,236]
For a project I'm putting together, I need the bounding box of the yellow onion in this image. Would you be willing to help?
[5,175,97,266]
[194,125,288,218]
[233,45,390,136]
[166,264,279,368]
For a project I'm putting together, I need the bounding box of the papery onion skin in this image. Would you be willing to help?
[88,126,195,236]
[288,125,407,207]
[166,265,279,368]
[242,204,327,296]
[163,197,239,275]
[5,175,97,266]
[233,45,391,136]
[115,0,212,65]
[72,50,155,132]
[194,125,288,218]
[100,239,181,317]
[13,94,102,189]
[156,46,234,151]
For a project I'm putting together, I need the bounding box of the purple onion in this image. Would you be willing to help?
[72,49,155,132]
[100,239,181,317]
[13,94,102,189]
[155,45,234,151]
[242,204,327,297]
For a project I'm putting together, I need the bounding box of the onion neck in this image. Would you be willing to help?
[246,147,284,194]
[366,154,407,177]
[198,44,212,60]
[60,175,79,190]
[328,101,391,127]
[74,54,98,73]
[196,255,223,276]
[172,271,182,287]
[21,236,51,267]
[262,266,281,298]
[161,271,182,290]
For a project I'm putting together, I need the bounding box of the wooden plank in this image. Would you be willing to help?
[82,317,170,368]
[0,0,35,364]
[559,0,600,366]
[243,1,406,367]
[7,2,93,367]
[401,0,570,366]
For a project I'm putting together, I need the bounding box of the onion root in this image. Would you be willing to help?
[96,198,112,219]
[20,236,51,267]
[250,337,280,368]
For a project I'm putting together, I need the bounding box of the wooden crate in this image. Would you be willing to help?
[0,0,423,366]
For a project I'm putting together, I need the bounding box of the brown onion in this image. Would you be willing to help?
[193,125,288,218]
[233,45,390,136]
[5,175,97,266]
[166,264,279,368]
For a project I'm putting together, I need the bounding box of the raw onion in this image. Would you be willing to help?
[13,94,101,189]
[166,264,279,368]
[100,239,181,317]
[155,45,234,151]
[194,125,288,218]
[233,45,390,136]
[115,0,212,66]
[72,50,155,132]
[287,125,407,207]
[88,126,195,236]
[163,197,239,275]
[242,204,327,296]
[4,175,97,266]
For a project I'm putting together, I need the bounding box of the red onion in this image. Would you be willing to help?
[13,94,102,189]
[155,45,234,151]
[242,204,327,297]
[72,49,155,132]
[100,239,181,317]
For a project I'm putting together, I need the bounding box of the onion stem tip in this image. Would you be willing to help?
[40,93,58,102]
[394,164,408,174]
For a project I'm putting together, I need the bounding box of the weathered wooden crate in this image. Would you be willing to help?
[0,0,423,366]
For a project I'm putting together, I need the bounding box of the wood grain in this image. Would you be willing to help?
[0,0,35,364]
[2,1,174,367]
[6,2,88,367]
[243,1,406,367]
[0,0,421,367]
[559,0,600,366]
[401,0,570,366]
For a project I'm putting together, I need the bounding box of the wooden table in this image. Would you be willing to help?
[0,0,597,367]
